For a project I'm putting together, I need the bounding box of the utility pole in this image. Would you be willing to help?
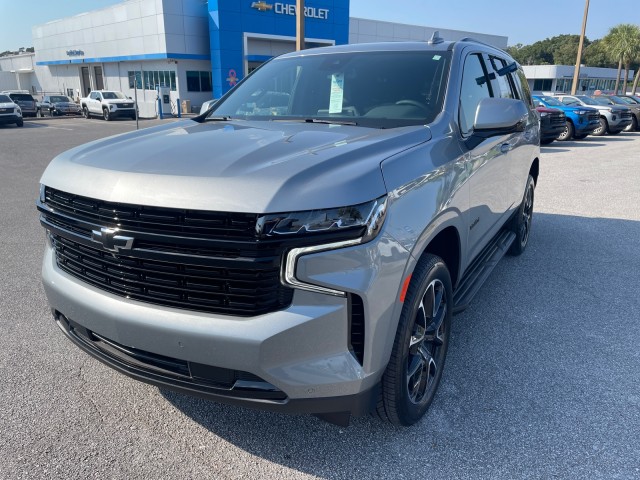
[571,0,590,94]
[296,0,305,51]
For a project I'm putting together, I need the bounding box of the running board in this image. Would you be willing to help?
[453,229,515,314]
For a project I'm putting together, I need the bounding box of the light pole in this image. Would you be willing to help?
[296,0,305,51]
[571,0,590,94]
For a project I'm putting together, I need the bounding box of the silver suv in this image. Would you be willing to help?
[38,39,540,426]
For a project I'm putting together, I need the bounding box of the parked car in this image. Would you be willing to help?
[38,39,540,426]
[594,95,640,132]
[1,90,37,117]
[533,95,599,141]
[39,95,82,117]
[0,93,23,127]
[557,95,632,136]
[80,90,136,120]
[534,104,566,144]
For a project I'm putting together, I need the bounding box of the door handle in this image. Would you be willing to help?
[500,143,511,154]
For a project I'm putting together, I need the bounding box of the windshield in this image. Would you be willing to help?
[211,50,452,128]
[575,96,598,106]
[591,96,614,105]
[50,96,72,103]
[0,94,11,103]
[538,96,563,107]
[612,96,636,105]
[102,92,126,99]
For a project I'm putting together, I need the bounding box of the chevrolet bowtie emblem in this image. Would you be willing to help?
[91,227,134,252]
[251,1,273,11]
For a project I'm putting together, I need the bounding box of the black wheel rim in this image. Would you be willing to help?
[406,278,447,405]
[520,183,534,247]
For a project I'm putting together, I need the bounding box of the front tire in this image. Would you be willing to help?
[573,133,588,140]
[556,121,574,141]
[592,117,607,136]
[83,107,89,119]
[508,174,535,256]
[16,119,23,127]
[103,108,111,121]
[376,254,452,426]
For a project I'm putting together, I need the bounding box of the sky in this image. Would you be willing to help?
[0,0,638,51]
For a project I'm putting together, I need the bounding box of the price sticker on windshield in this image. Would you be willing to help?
[329,74,345,114]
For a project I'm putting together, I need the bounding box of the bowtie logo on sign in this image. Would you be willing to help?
[251,1,273,11]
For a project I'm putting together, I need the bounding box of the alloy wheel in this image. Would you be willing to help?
[406,278,447,405]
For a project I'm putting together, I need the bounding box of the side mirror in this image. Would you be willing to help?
[466,98,529,148]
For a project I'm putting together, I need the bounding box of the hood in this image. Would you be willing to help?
[536,106,563,114]
[0,102,16,109]
[40,119,431,213]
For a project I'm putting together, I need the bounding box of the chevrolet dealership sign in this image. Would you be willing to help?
[251,2,329,20]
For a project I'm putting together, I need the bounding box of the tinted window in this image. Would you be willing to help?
[0,94,11,102]
[10,93,34,101]
[459,53,491,136]
[50,96,71,103]
[213,50,452,129]
[513,69,534,107]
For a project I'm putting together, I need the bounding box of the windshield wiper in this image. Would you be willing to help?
[304,118,358,126]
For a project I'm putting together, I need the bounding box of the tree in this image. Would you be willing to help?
[507,35,588,66]
[602,24,640,94]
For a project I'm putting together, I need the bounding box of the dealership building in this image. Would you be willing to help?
[1,0,508,116]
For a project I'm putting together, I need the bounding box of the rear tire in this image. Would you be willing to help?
[556,121,574,141]
[508,175,535,256]
[375,254,452,426]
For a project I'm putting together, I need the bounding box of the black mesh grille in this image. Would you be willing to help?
[588,113,600,122]
[41,187,294,317]
[621,111,632,119]
[349,294,365,365]
[550,113,565,126]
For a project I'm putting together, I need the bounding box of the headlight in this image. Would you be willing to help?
[277,196,388,296]
[257,196,387,243]
[539,112,548,117]
[576,110,588,115]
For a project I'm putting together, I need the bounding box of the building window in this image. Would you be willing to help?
[533,79,552,91]
[187,70,212,92]
[130,70,176,91]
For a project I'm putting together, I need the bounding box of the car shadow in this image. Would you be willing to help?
[159,213,640,479]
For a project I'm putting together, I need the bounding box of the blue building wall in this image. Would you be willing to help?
[208,0,349,98]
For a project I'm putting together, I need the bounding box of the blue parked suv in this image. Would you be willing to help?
[533,95,599,141]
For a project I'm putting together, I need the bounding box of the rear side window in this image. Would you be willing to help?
[10,94,34,101]
[512,68,534,107]
[459,53,492,136]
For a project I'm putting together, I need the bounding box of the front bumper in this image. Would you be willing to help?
[110,107,136,117]
[41,230,409,415]
[0,114,21,124]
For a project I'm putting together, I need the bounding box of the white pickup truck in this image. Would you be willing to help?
[81,90,136,121]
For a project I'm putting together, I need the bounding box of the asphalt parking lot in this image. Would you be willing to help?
[1,116,639,479]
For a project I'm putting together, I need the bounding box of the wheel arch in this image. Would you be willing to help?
[418,225,461,290]
[529,157,539,186]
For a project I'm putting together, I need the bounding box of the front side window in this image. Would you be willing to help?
[212,50,452,129]
[459,53,491,136]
